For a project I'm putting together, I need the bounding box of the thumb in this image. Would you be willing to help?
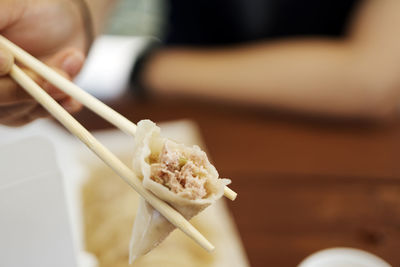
[0,47,13,76]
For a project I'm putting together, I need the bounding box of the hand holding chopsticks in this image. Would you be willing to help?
[1,35,237,252]
[0,35,237,202]
[10,56,218,252]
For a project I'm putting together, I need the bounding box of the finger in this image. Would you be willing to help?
[27,105,50,119]
[1,114,36,127]
[0,96,82,127]
[0,101,37,125]
[45,47,85,78]
[40,67,82,112]
[3,97,82,127]
[0,65,72,104]
[0,46,13,76]
[60,97,82,113]
[41,67,71,100]
[0,67,44,104]
[0,69,42,105]
[25,95,82,116]
[0,76,30,103]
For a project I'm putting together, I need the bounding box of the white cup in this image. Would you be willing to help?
[298,248,391,267]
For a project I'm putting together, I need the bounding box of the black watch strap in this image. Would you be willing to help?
[129,40,161,97]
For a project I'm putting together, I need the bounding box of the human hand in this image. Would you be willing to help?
[0,0,91,126]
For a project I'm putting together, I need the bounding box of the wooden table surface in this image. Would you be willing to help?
[76,93,400,267]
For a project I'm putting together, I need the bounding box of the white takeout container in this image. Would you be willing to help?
[0,120,249,267]
[0,137,79,267]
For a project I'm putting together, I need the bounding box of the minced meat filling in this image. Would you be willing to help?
[150,141,208,200]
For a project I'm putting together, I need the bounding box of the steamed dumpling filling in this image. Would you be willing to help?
[149,140,209,200]
[130,120,230,262]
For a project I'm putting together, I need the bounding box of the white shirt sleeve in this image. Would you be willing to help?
[75,35,153,100]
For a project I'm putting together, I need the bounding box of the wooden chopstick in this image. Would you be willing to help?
[224,186,237,200]
[9,64,215,252]
[0,35,237,201]
[0,35,137,135]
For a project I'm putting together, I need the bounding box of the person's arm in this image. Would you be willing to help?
[142,0,400,119]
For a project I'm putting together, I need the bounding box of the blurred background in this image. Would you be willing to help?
[72,0,400,266]
[1,0,400,266]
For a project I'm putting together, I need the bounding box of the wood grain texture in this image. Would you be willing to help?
[75,93,400,267]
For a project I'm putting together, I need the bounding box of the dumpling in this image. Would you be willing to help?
[129,120,230,263]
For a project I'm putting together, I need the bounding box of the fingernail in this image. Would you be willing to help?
[42,81,57,93]
[63,99,82,112]
[42,82,65,101]
[61,51,84,76]
[50,92,67,100]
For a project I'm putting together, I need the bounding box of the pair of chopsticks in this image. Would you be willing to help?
[0,35,237,252]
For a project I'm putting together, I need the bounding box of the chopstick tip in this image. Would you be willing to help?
[224,186,237,201]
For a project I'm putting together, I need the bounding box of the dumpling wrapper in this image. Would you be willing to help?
[129,120,230,263]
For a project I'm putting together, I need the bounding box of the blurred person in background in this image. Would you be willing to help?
[133,0,400,119]
[0,0,116,126]
[2,0,400,127]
